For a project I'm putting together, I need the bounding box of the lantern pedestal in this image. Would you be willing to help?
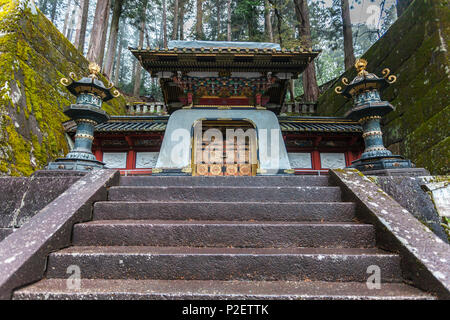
[335,59,417,175]
[46,63,119,172]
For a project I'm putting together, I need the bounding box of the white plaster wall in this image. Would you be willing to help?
[156,109,291,174]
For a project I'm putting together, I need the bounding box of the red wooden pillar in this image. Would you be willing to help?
[93,139,103,162]
[94,150,103,162]
[125,136,136,170]
[127,150,136,170]
[312,150,321,170]
[345,151,353,167]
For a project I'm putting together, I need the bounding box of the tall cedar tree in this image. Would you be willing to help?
[134,0,149,97]
[227,0,231,41]
[172,0,179,40]
[74,0,90,53]
[104,0,125,79]
[293,0,319,102]
[87,0,111,66]
[265,0,274,42]
[196,0,204,39]
[163,0,168,47]
[341,0,355,70]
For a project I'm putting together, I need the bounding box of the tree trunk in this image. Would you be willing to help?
[39,0,49,12]
[264,0,273,42]
[172,0,179,40]
[341,0,355,70]
[67,1,78,42]
[179,0,185,40]
[62,0,72,37]
[50,0,58,23]
[162,0,168,47]
[104,0,124,79]
[98,0,111,68]
[226,0,231,41]
[289,79,295,102]
[87,0,110,65]
[268,0,283,45]
[396,0,413,17]
[134,1,148,97]
[114,31,123,85]
[196,0,204,40]
[216,0,221,40]
[293,0,319,102]
[74,0,90,53]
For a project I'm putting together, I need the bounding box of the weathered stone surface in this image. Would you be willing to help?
[0,1,126,177]
[372,175,448,242]
[120,176,331,187]
[317,0,450,175]
[72,220,375,248]
[0,169,120,300]
[13,174,435,300]
[13,279,435,300]
[45,246,403,283]
[93,201,357,222]
[108,186,342,202]
[421,176,450,219]
[0,229,13,242]
[361,168,430,177]
[0,174,81,237]
[330,169,450,299]
[0,178,28,228]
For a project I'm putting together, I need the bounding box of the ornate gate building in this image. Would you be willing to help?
[64,41,365,175]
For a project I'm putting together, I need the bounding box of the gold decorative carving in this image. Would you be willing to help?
[181,166,193,173]
[239,164,252,176]
[382,68,397,84]
[197,164,209,176]
[355,58,368,76]
[210,164,223,176]
[88,62,100,79]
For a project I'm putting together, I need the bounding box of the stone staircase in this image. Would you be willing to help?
[14,176,434,300]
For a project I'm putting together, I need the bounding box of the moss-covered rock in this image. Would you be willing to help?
[0,0,127,176]
[317,0,449,175]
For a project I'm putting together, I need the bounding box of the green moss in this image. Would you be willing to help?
[0,1,127,176]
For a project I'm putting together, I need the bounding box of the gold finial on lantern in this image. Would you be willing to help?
[88,62,101,79]
[355,58,368,76]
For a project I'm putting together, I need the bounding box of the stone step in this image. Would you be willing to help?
[45,247,403,282]
[72,220,375,248]
[108,186,342,202]
[119,176,331,187]
[93,202,356,222]
[13,279,435,300]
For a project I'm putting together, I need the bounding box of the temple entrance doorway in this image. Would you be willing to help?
[192,120,258,176]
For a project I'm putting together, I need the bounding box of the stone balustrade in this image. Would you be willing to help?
[284,102,317,115]
[127,103,167,115]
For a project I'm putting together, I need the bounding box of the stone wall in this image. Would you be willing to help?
[0,171,84,241]
[317,0,449,175]
[0,0,127,176]
[371,175,449,243]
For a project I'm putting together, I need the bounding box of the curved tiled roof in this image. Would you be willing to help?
[65,116,362,134]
